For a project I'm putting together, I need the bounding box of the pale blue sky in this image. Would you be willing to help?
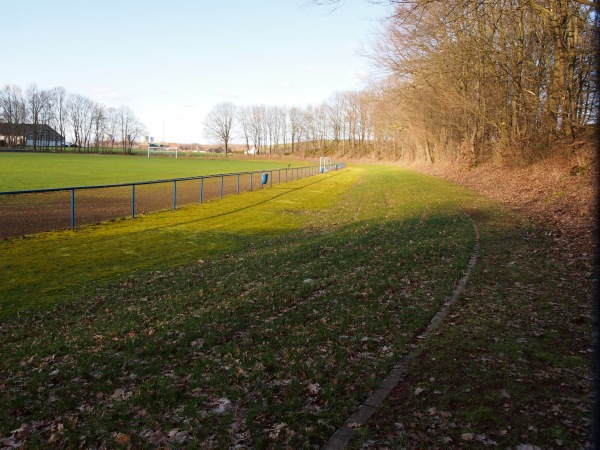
[3,0,389,143]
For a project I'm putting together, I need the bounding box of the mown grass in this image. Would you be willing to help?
[0,152,305,191]
[0,164,480,448]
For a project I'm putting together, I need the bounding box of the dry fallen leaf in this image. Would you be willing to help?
[461,432,475,441]
[115,433,131,446]
[307,383,321,395]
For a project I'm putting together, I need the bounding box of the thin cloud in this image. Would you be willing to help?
[305,66,332,74]
[218,91,242,100]
[89,85,135,104]
[276,81,296,90]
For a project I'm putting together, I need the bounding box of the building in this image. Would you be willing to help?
[0,123,65,148]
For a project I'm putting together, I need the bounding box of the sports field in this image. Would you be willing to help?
[0,152,305,192]
[0,153,314,239]
[0,163,590,448]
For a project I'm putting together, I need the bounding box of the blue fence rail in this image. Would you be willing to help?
[0,163,346,239]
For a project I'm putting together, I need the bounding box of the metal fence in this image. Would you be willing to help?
[0,163,346,239]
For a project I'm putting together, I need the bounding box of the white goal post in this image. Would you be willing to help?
[147,145,179,159]
[319,156,333,173]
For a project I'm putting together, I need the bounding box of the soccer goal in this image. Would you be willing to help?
[147,145,179,159]
[319,156,333,173]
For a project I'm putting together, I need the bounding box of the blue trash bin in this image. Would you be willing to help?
[261,173,268,184]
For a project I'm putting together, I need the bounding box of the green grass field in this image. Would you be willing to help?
[0,152,307,191]
[0,164,590,448]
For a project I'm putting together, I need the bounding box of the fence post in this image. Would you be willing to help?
[70,189,75,229]
[220,175,224,198]
[200,178,204,204]
[173,180,177,210]
[132,184,135,219]
[270,170,273,187]
[250,172,253,191]
[237,174,240,194]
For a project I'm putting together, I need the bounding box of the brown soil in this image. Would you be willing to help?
[409,135,597,255]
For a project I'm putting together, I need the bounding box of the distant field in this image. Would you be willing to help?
[0,153,307,191]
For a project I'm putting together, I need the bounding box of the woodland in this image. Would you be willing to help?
[201,0,598,165]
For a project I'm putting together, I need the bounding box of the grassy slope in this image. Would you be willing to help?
[0,165,479,448]
[0,164,590,448]
[0,153,305,191]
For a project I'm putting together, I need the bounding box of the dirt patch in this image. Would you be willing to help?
[409,136,597,253]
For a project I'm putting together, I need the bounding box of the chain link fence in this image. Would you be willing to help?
[0,164,346,239]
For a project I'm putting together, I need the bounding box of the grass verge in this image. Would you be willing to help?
[2,164,582,448]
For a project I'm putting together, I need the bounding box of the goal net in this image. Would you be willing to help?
[147,145,179,158]
[319,156,333,173]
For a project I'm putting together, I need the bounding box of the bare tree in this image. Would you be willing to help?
[203,102,236,156]
[26,84,54,149]
[237,106,253,152]
[49,87,68,148]
[264,106,277,154]
[249,104,266,154]
[91,103,106,150]
[105,107,120,150]
[288,106,304,153]
[276,106,288,152]
[67,94,95,150]
[118,106,145,153]
[0,84,27,148]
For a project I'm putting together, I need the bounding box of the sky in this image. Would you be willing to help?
[4,0,391,144]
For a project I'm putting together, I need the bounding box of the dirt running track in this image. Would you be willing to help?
[0,172,278,239]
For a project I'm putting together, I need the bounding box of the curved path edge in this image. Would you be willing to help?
[322,212,481,450]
